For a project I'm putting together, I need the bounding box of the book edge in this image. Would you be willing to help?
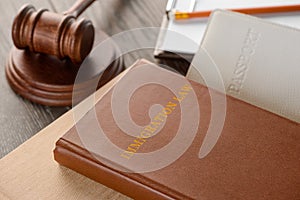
[54,139,185,200]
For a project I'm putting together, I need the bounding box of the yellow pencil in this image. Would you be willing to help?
[174,4,300,20]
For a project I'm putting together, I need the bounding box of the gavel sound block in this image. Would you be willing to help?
[5,2,124,106]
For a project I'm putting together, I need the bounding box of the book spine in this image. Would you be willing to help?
[53,139,177,200]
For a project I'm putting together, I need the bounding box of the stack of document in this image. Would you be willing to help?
[155,0,300,59]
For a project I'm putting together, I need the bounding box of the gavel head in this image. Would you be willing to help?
[12,4,95,64]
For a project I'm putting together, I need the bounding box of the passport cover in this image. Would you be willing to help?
[54,59,300,200]
[187,10,300,123]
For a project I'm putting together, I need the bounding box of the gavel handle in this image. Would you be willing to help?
[63,0,96,18]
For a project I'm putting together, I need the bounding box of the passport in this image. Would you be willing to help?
[54,59,300,200]
[187,10,300,123]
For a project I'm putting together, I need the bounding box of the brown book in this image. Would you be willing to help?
[54,59,300,200]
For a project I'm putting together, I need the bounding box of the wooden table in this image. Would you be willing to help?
[0,0,190,158]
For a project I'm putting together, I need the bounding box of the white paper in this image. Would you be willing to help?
[160,0,300,55]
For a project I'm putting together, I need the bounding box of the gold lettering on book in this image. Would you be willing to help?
[120,84,193,159]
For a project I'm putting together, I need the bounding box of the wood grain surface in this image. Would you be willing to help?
[0,68,134,200]
[0,0,190,158]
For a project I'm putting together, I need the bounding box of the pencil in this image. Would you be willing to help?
[174,4,300,20]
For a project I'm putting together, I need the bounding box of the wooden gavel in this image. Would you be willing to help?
[12,0,96,64]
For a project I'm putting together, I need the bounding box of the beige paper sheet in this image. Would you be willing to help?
[0,69,132,200]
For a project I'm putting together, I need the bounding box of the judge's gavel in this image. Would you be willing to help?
[12,0,96,63]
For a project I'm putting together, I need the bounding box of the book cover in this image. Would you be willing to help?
[54,59,300,200]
